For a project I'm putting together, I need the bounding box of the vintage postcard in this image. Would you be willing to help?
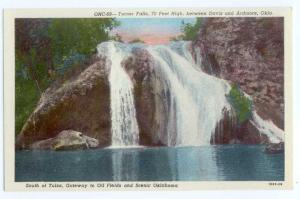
[4,8,292,191]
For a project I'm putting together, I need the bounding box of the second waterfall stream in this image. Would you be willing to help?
[97,42,140,147]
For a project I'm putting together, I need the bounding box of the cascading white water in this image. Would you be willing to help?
[97,42,139,147]
[97,41,231,146]
[250,111,284,143]
[97,41,283,147]
[148,42,231,146]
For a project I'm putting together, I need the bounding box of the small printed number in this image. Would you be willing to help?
[269,182,283,186]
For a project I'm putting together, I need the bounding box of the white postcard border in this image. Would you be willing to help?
[4,7,293,191]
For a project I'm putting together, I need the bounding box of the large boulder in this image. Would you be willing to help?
[16,56,111,149]
[30,130,99,150]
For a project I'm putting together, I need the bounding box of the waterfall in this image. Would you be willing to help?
[147,42,231,146]
[97,42,139,147]
[97,41,283,147]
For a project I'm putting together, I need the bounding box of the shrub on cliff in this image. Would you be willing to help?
[227,84,252,124]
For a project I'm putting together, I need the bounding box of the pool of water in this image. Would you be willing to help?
[15,145,284,181]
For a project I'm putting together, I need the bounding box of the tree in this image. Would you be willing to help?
[48,18,119,66]
[171,18,203,41]
[15,18,119,134]
[15,19,52,93]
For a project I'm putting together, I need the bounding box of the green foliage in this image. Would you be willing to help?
[172,18,203,41]
[49,18,119,64]
[227,84,253,124]
[15,77,40,134]
[15,18,119,134]
[180,18,202,40]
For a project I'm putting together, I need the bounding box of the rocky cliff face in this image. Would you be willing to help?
[193,18,284,129]
[17,22,284,149]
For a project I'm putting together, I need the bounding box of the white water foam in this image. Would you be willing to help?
[147,42,231,146]
[251,111,284,143]
[97,42,139,147]
[97,41,284,147]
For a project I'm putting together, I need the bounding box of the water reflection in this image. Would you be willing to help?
[214,145,284,181]
[175,146,221,180]
[111,147,176,181]
[111,149,139,181]
[15,145,284,181]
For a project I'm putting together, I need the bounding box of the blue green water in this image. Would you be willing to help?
[15,145,284,181]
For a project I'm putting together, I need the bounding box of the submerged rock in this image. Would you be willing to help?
[30,130,99,150]
[265,142,284,154]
